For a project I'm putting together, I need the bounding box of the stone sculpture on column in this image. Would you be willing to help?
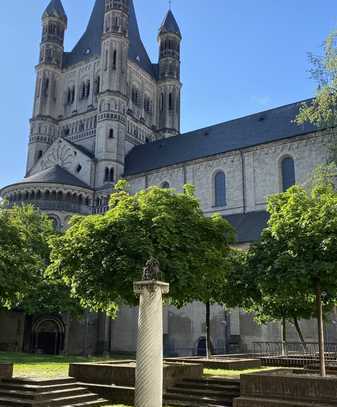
[134,258,169,407]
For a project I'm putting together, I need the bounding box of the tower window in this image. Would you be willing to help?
[144,96,152,113]
[43,78,49,97]
[105,49,108,71]
[86,80,90,98]
[37,150,43,159]
[214,171,227,207]
[104,167,114,183]
[169,93,174,111]
[104,167,109,183]
[110,168,114,182]
[81,82,86,99]
[281,156,296,192]
[160,93,164,112]
[95,76,100,94]
[109,129,114,139]
[76,164,82,173]
[132,87,139,106]
[113,50,117,70]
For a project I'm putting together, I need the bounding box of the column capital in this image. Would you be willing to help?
[134,281,170,295]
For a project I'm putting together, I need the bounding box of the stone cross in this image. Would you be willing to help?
[134,259,169,407]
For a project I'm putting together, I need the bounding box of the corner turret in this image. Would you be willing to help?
[26,0,67,174]
[158,9,182,138]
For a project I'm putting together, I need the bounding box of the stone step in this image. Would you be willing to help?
[164,391,234,406]
[63,399,110,407]
[0,381,82,392]
[183,378,240,387]
[233,397,337,407]
[0,386,87,400]
[0,391,106,406]
[175,382,240,392]
[166,386,240,398]
[164,400,232,407]
[3,378,77,386]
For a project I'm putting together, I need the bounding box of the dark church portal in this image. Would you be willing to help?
[33,319,64,355]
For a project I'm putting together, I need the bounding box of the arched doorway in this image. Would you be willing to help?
[32,317,65,355]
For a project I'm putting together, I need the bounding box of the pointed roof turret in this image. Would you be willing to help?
[43,0,67,22]
[159,10,181,38]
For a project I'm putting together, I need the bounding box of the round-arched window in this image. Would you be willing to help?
[281,157,295,192]
[214,171,226,207]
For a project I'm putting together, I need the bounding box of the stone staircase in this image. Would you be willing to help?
[0,377,110,406]
[164,377,240,407]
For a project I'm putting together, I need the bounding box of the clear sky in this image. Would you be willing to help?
[0,0,336,188]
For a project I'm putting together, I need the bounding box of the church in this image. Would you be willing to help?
[0,0,333,356]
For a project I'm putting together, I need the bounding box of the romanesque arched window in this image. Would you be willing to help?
[104,167,109,183]
[161,181,170,189]
[81,82,86,99]
[160,93,164,112]
[109,168,114,182]
[86,80,90,98]
[113,50,117,70]
[169,93,174,111]
[281,156,295,192]
[109,129,114,139]
[214,171,227,207]
[95,76,100,95]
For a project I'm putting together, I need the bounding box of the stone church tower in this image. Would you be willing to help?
[2,0,182,230]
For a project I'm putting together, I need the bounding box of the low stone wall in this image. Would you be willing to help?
[166,357,261,370]
[0,363,13,379]
[234,371,337,406]
[69,360,202,390]
[83,383,135,405]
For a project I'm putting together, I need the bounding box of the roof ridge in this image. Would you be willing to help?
[183,98,313,137]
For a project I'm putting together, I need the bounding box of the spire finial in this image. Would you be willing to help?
[169,0,172,10]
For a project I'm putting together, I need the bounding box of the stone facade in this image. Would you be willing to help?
[0,0,334,356]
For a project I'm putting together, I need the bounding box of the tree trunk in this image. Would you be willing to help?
[63,313,71,356]
[206,302,211,359]
[293,317,307,352]
[281,317,287,356]
[316,282,326,377]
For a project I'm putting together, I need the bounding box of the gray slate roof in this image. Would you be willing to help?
[224,211,269,243]
[63,0,157,78]
[125,99,318,176]
[43,0,67,21]
[65,139,95,159]
[17,165,91,189]
[159,10,181,38]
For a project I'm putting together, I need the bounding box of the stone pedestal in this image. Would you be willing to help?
[134,280,169,407]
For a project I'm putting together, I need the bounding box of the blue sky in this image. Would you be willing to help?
[0,0,335,188]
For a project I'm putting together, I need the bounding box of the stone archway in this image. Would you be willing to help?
[32,317,65,355]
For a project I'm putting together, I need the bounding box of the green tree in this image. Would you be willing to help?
[296,31,337,162]
[49,183,235,357]
[227,174,337,376]
[225,233,321,352]
[0,203,82,316]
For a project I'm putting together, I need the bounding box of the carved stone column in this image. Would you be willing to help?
[134,280,169,407]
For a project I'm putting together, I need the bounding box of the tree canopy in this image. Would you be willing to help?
[296,31,337,130]
[48,183,235,316]
[0,203,82,316]
[223,169,337,375]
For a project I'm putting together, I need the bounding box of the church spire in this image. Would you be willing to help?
[43,0,67,23]
[159,9,181,39]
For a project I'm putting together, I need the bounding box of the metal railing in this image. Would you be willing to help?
[252,341,337,369]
